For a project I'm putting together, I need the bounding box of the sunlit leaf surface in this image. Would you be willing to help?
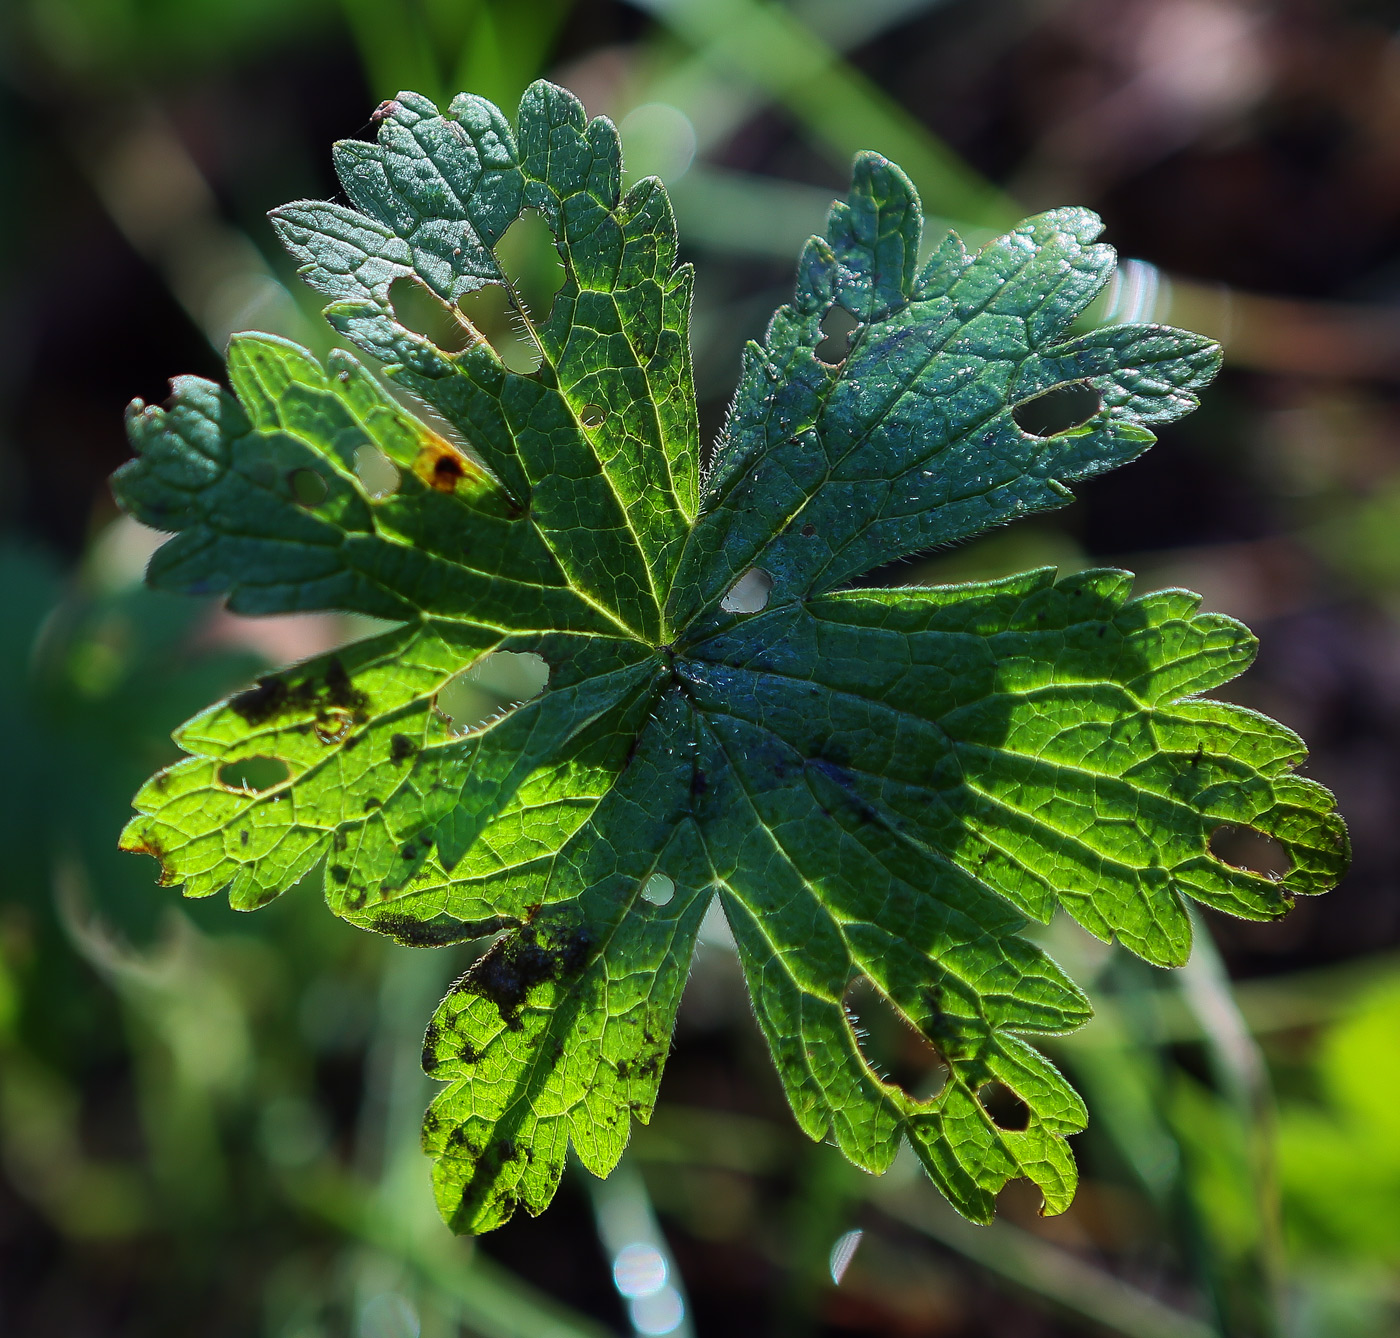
[112,81,1348,1233]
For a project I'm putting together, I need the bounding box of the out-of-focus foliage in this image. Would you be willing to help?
[6,0,1400,1335]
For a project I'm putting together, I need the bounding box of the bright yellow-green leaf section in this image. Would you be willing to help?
[111,80,1347,1234]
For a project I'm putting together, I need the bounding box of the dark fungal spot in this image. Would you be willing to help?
[240,830,249,846]
[390,734,418,764]
[373,913,480,947]
[459,920,594,1027]
[230,676,289,725]
[433,454,464,488]
[230,657,368,728]
[801,523,816,537]
[329,865,350,885]
[323,658,367,712]
[125,833,166,872]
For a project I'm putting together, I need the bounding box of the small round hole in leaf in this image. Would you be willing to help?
[720,568,773,614]
[977,1081,1031,1131]
[355,444,401,500]
[218,756,290,792]
[815,304,859,364]
[437,650,549,733]
[844,975,946,1097]
[289,469,328,507]
[641,873,675,906]
[1210,825,1291,878]
[1013,382,1101,437]
[580,403,606,429]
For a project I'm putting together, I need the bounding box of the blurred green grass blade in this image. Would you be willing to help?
[669,163,997,260]
[632,0,948,162]
[870,1175,1219,1338]
[337,0,447,103]
[585,1155,695,1338]
[1173,912,1284,1337]
[631,0,1019,225]
[288,1164,615,1338]
[451,1,573,114]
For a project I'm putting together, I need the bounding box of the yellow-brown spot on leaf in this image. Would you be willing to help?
[413,431,484,494]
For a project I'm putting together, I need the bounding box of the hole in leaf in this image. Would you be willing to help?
[289,469,328,507]
[1210,825,1291,878]
[977,1081,1031,1131]
[389,275,471,352]
[457,211,565,375]
[580,403,606,429]
[218,756,290,792]
[844,975,947,1097]
[495,210,564,322]
[815,304,859,364]
[437,650,549,734]
[355,444,400,500]
[720,568,773,614]
[641,872,675,906]
[1012,382,1101,437]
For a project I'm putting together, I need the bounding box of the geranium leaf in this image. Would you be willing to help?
[113,81,1347,1233]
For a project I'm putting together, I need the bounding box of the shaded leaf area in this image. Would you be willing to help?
[112,81,1347,1234]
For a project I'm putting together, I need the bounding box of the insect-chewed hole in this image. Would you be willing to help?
[1210,825,1291,879]
[844,975,947,1098]
[354,444,400,500]
[720,567,773,615]
[580,403,606,429]
[436,650,550,734]
[640,872,675,906]
[457,211,564,376]
[218,756,290,792]
[289,468,328,507]
[977,1081,1031,1131]
[815,304,859,365]
[389,275,472,352]
[1012,381,1102,437]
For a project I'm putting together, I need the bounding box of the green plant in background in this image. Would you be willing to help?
[109,81,1347,1239]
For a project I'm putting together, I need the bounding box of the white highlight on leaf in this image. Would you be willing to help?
[721,567,773,614]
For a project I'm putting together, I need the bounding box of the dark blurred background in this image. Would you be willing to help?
[4,1,1400,1335]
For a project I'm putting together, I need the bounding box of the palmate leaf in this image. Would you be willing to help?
[112,81,1348,1233]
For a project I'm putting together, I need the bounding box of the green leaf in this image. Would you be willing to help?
[113,81,1348,1233]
